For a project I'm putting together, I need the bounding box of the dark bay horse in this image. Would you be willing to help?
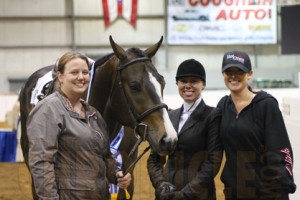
[19,36,178,200]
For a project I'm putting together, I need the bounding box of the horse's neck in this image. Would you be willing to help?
[88,59,120,138]
[89,63,115,112]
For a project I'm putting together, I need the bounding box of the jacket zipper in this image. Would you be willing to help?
[87,113,103,139]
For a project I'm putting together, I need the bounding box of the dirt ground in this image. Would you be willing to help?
[0,143,225,200]
[0,162,33,200]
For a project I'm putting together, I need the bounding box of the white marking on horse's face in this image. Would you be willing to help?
[148,72,178,142]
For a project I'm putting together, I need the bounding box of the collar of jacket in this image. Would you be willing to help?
[171,99,207,135]
[182,97,202,113]
[56,91,97,120]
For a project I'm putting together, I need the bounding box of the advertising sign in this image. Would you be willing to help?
[168,0,277,45]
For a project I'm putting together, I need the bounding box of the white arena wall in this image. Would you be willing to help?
[0,0,299,92]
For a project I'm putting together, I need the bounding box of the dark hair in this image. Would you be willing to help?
[248,85,260,94]
[57,51,89,74]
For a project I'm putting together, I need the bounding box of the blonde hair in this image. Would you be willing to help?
[56,51,89,74]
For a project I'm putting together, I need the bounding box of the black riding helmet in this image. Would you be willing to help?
[175,59,206,84]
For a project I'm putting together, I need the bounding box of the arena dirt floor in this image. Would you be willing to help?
[0,162,33,200]
[0,143,225,200]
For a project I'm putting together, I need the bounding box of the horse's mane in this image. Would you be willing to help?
[93,52,115,70]
[91,48,147,73]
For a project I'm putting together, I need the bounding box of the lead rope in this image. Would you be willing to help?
[119,129,150,200]
[123,137,150,175]
[124,145,150,175]
[122,123,150,174]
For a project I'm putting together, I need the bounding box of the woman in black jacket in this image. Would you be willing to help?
[147,59,223,200]
[217,50,296,200]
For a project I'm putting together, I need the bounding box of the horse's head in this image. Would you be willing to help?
[109,36,178,156]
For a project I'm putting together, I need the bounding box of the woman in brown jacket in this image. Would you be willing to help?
[147,59,223,200]
[27,51,131,200]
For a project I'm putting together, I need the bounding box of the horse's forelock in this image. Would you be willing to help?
[127,47,145,58]
[126,47,165,87]
[144,59,166,88]
[154,72,165,88]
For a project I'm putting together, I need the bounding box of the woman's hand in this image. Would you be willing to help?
[116,171,132,189]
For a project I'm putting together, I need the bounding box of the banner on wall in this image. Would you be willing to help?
[168,0,277,45]
[102,0,138,27]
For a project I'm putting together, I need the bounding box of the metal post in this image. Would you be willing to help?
[254,45,258,68]
[70,0,76,50]
[164,0,169,71]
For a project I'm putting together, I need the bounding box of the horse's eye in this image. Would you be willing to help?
[129,82,141,92]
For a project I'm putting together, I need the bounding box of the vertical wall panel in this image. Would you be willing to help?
[282,96,300,200]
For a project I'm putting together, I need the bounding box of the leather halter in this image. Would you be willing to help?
[116,57,168,140]
[114,56,171,177]
[116,57,169,174]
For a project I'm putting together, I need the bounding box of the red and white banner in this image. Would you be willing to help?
[102,0,138,27]
[168,0,277,45]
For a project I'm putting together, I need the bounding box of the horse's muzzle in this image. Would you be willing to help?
[157,133,178,156]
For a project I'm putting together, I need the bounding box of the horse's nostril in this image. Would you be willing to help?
[159,135,167,146]
[159,133,176,153]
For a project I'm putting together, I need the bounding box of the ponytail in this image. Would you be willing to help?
[248,85,260,94]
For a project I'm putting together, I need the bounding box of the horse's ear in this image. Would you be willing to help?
[109,35,126,60]
[144,36,163,58]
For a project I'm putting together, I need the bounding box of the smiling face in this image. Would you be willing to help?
[176,77,205,103]
[57,58,90,99]
[223,67,253,93]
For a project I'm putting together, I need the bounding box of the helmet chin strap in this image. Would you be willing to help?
[187,100,196,112]
[185,96,200,112]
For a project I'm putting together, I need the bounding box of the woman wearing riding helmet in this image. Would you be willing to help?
[147,59,223,200]
[217,50,296,200]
